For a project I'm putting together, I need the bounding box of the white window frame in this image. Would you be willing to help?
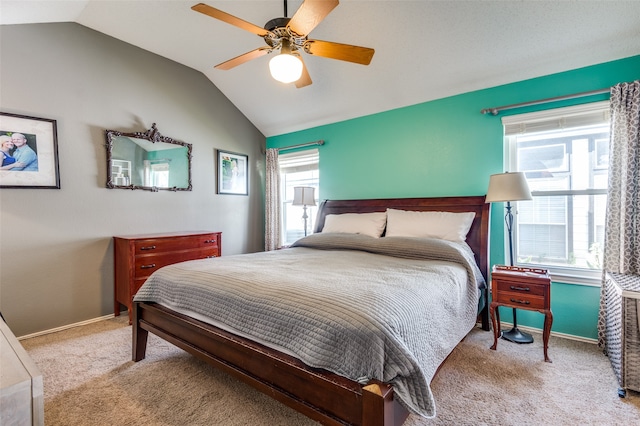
[144,160,170,187]
[503,101,610,286]
[279,149,319,246]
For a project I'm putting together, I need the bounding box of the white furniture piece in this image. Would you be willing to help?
[110,159,131,186]
[0,319,44,426]
[603,272,640,397]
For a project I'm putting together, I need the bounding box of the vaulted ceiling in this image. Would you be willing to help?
[1,1,639,137]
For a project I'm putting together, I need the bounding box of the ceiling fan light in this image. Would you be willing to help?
[269,53,303,83]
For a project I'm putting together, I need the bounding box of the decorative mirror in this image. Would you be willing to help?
[105,123,192,191]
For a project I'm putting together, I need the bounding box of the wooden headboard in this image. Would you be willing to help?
[313,196,491,281]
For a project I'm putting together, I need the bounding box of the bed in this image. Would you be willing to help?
[132,196,490,426]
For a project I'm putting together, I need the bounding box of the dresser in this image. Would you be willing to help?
[489,265,553,362]
[114,231,221,323]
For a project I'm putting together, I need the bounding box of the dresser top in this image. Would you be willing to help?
[114,231,219,240]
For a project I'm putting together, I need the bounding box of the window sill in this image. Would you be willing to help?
[517,264,603,287]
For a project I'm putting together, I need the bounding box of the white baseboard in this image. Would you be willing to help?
[17,313,124,341]
[18,314,598,344]
[497,321,598,345]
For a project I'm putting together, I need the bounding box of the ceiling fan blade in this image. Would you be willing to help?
[304,39,374,65]
[192,3,270,37]
[214,47,271,70]
[287,0,339,36]
[294,54,312,88]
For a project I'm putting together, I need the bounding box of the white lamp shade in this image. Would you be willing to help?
[485,172,532,203]
[292,186,316,206]
[269,54,303,83]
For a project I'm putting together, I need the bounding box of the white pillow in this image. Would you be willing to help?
[385,208,475,243]
[321,212,387,238]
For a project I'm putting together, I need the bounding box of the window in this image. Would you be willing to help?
[503,101,610,283]
[279,149,319,246]
[144,161,170,187]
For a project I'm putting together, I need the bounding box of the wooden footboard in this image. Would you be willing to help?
[133,301,410,426]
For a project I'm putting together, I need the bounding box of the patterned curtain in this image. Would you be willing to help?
[598,80,640,351]
[264,148,281,251]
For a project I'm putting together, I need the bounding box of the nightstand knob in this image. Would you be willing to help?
[510,298,531,305]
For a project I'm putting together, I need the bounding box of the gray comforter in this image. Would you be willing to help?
[134,233,485,418]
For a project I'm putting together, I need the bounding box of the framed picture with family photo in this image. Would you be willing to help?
[0,112,60,189]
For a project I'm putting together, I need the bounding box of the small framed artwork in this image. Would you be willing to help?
[217,149,248,195]
[0,112,60,189]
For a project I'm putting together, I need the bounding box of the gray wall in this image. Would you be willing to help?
[0,23,266,337]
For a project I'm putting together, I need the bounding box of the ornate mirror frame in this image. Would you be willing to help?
[105,123,192,192]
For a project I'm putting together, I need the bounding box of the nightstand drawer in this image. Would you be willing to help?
[494,291,546,310]
[495,279,547,297]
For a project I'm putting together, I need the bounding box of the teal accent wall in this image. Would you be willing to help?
[267,55,640,340]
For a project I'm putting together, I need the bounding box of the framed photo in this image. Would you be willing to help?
[217,149,248,195]
[0,112,60,189]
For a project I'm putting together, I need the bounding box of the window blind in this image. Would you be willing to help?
[279,149,319,173]
[502,101,610,136]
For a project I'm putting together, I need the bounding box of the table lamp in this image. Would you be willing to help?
[486,171,534,344]
[292,186,316,237]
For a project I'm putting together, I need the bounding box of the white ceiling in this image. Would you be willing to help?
[2,1,639,137]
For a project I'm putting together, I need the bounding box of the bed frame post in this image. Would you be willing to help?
[362,381,409,426]
[132,301,148,362]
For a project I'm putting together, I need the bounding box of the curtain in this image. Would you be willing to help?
[598,80,640,351]
[265,148,281,251]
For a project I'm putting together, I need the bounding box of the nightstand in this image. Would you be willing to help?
[489,265,553,362]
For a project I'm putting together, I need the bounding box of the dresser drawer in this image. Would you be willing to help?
[134,234,219,254]
[133,278,149,296]
[134,248,218,279]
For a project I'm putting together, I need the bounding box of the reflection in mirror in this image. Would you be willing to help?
[105,123,192,191]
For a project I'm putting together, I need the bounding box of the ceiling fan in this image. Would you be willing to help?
[192,0,375,88]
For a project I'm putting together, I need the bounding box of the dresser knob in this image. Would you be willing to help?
[140,245,156,251]
[510,285,530,291]
[140,263,156,269]
[510,298,530,305]
[204,239,216,244]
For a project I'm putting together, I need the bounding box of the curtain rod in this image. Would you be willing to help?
[277,140,324,152]
[480,87,610,116]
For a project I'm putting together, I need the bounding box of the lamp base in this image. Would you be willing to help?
[501,327,534,344]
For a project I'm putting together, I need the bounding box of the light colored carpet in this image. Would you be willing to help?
[21,316,639,425]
